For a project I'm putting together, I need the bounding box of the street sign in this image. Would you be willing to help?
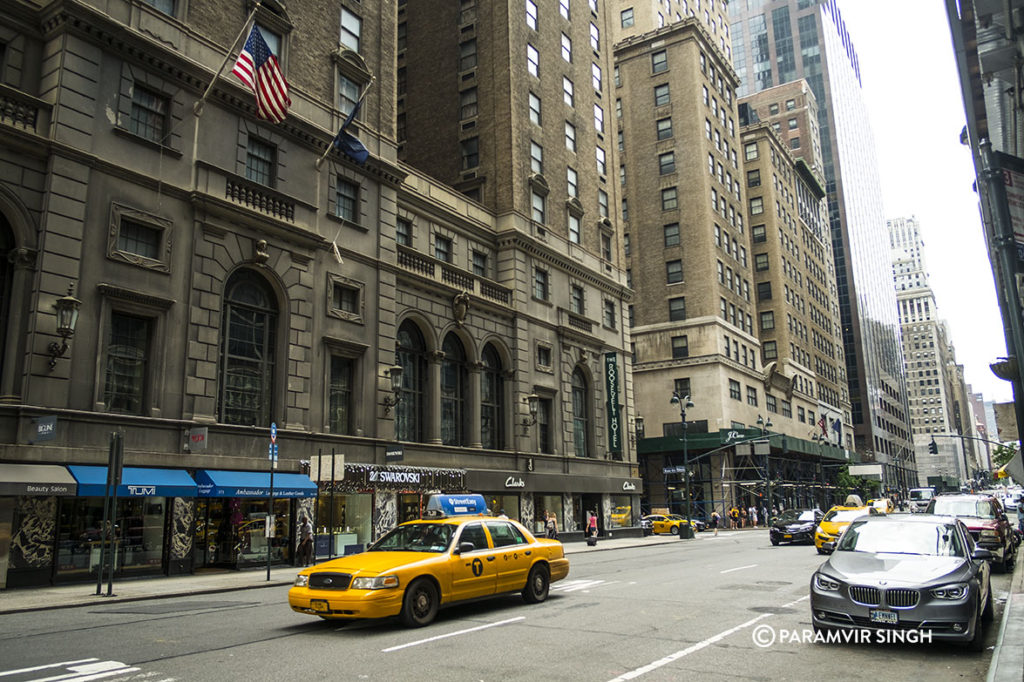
[270,422,277,443]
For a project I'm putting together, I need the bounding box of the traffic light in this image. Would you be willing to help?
[928,439,938,454]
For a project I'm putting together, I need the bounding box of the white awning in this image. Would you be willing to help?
[0,463,77,496]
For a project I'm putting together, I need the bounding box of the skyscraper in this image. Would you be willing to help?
[730,0,914,491]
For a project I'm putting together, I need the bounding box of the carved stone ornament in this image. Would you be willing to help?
[254,239,270,264]
[453,290,470,327]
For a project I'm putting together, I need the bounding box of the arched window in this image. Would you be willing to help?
[396,320,427,442]
[480,344,505,449]
[441,333,468,446]
[219,270,277,425]
[571,368,589,457]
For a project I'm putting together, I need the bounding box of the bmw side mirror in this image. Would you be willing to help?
[972,547,993,561]
[456,542,475,555]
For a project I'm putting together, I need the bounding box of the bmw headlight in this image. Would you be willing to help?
[931,584,969,600]
[814,573,841,591]
[293,574,309,587]
[351,575,400,590]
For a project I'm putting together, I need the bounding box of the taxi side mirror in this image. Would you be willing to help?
[455,542,475,555]
[972,547,993,561]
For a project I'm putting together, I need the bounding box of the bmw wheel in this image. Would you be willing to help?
[522,564,551,604]
[400,578,439,628]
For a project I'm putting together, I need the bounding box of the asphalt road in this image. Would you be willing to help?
[0,530,1010,681]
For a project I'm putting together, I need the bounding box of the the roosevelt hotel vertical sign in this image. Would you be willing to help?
[604,352,621,454]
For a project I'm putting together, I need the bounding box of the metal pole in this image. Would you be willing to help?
[765,428,772,521]
[95,433,115,595]
[683,421,690,525]
[106,432,122,597]
[329,447,336,560]
[267,461,275,582]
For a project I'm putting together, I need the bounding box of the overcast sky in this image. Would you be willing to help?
[835,0,1013,403]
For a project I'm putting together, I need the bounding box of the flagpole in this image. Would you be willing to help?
[316,77,376,169]
[193,3,262,117]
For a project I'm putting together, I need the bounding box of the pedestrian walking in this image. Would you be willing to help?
[748,505,758,528]
[587,511,599,538]
[710,510,720,536]
[545,511,559,539]
[297,515,313,567]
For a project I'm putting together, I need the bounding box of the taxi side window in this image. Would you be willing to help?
[486,521,527,548]
[459,523,489,551]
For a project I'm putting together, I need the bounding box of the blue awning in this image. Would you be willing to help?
[194,470,318,498]
[68,465,198,498]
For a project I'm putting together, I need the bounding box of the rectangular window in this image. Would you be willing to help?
[668,296,686,321]
[460,87,478,119]
[656,117,673,140]
[671,335,689,359]
[529,92,542,125]
[104,312,150,414]
[530,141,544,174]
[749,196,764,215]
[663,222,680,246]
[747,169,760,187]
[435,235,453,262]
[744,141,758,160]
[754,253,769,271]
[532,191,546,223]
[118,219,161,259]
[621,7,634,27]
[747,386,758,406]
[338,74,360,117]
[537,345,552,368]
[652,50,668,73]
[666,259,683,283]
[562,33,573,62]
[570,284,585,314]
[661,187,678,211]
[654,84,670,106]
[594,104,604,133]
[526,0,538,29]
[598,189,609,217]
[560,0,570,19]
[752,224,766,243]
[534,268,550,300]
[757,282,772,300]
[332,281,359,314]
[330,179,358,227]
[659,152,675,174]
[590,22,600,51]
[565,121,576,151]
[527,44,539,76]
[781,400,792,418]
[472,250,488,277]
[596,147,606,175]
[766,392,778,412]
[592,62,602,92]
[567,167,579,197]
[329,355,354,434]
[129,85,168,143]
[245,137,275,186]
[563,77,574,106]
[460,39,478,71]
[603,300,616,328]
[601,233,612,260]
[396,218,411,246]
[729,379,741,401]
[760,311,774,330]
[461,137,479,169]
[341,8,362,52]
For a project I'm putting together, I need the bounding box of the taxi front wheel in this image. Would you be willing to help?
[400,578,439,627]
[522,564,550,603]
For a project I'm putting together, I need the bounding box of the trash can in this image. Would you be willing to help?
[679,524,695,539]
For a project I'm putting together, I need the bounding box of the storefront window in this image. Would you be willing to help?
[193,498,291,569]
[483,494,520,521]
[609,495,632,528]
[314,492,372,554]
[534,494,562,535]
[56,497,167,580]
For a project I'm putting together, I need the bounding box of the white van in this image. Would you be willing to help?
[907,487,935,513]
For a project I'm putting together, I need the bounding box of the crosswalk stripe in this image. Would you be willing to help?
[553,579,607,592]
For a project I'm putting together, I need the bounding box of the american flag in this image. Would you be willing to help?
[818,414,828,436]
[232,26,291,123]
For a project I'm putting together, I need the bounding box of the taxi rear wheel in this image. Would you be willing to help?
[522,564,550,604]
[400,578,439,627]
[670,525,679,535]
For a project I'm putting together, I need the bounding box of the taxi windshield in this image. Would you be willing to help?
[369,523,454,553]
[822,508,867,524]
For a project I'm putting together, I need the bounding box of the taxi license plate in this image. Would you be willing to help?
[783,534,792,539]
[311,599,329,613]
[870,609,897,624]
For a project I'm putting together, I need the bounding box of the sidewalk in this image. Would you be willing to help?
[987,549,1024,682]
[0,531,691,615]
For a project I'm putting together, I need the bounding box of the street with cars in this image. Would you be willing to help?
[0,501,1014,681]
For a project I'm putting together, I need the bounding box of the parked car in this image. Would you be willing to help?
[867,498,895,514]
[769,508,823,545]
[925,493,1017,573]
[668,514,707,532]
[810,514,992,650]
[642,514,693,536]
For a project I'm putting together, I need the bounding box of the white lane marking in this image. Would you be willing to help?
[608,613,773,681]
[0,661,100,678]
[24,660,140,682]
[552,579,608,592]
[782,595,810,608]
[381,616,525,652]
[720,564,757,574]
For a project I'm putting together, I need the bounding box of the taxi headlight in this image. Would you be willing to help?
[351,575,400,590]
[293,574,309,588]
[931,584,969,600]
[814,573,841,591]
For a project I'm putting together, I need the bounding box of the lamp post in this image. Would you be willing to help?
[670,392,695,539]
[812,433,826,510]
[757,415,773,520]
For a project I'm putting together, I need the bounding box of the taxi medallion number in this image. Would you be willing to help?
[312,599,329,613]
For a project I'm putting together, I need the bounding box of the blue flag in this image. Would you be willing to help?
[832,418,841,435]
[332,99,369,165]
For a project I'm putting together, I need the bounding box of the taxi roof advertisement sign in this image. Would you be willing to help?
[424,493,488,517]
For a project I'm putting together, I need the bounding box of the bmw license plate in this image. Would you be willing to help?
[869,609,897,624]
[783,534,792,539]
[311,599,329,613]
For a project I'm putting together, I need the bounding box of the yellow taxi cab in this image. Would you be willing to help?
[867,498,895,514]
[814,498,879,554]
[288,494,570,627]
[642,513,692,536]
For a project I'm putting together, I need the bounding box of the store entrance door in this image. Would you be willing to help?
[193,499,236,570]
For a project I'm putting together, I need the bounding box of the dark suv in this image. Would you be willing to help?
[926,493,1017,572]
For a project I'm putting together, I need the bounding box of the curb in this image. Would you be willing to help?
[987,552,1024,682]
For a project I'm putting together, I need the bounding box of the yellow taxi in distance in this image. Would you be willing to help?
[288,495,570,627]
[642,514,692,536]
[867,498,895,514]
[814,503,879,554]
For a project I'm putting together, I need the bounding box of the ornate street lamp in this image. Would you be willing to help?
[381,363,403,415]
[670,391,695,539]
[520,393,539,436]
[47,283,81,369]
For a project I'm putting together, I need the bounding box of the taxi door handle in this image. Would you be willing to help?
[525,550,532,555]
[487,555,496,561]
